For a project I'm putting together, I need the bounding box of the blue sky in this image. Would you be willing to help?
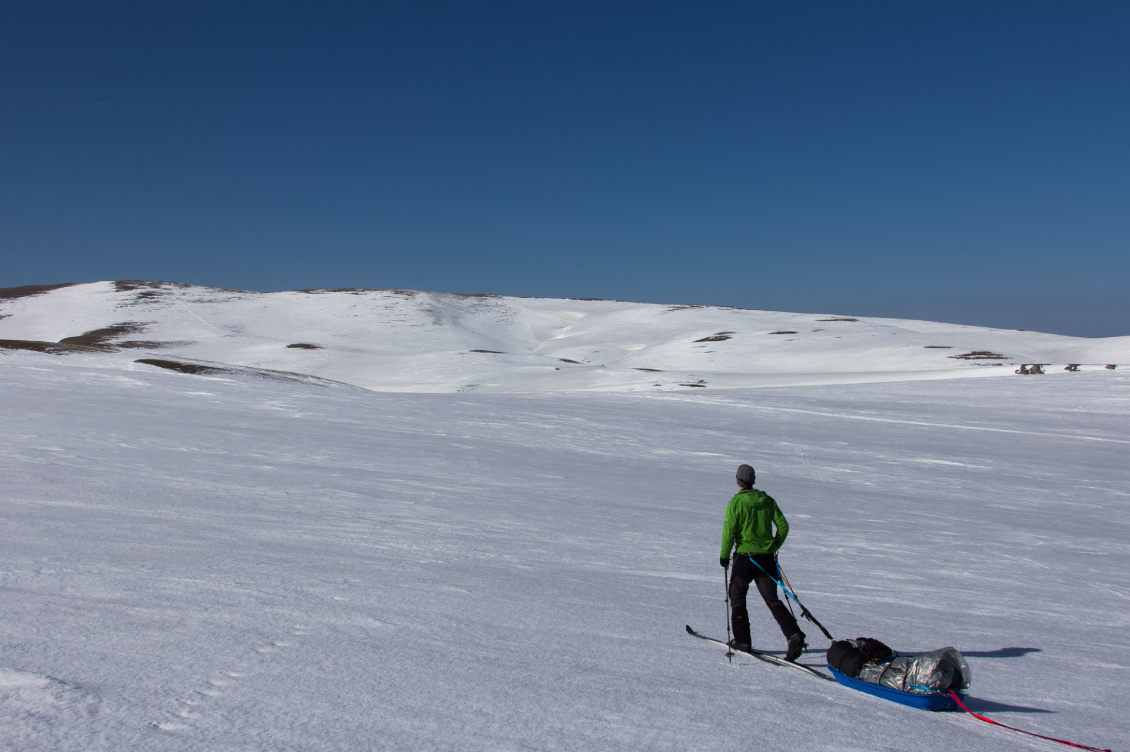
[2,1,1127,336]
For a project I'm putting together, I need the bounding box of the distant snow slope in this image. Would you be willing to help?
[2,281,1126,392]
[0,351,1126,751]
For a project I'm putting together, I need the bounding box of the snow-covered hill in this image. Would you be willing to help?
[2,281,1126,751]
[2,281,1126,391]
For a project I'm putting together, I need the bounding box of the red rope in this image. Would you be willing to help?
[948,691,1111,752]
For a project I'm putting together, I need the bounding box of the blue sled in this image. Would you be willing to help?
[828,667,963,711]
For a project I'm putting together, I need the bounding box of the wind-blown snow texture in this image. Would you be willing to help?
[1,282,1127,751]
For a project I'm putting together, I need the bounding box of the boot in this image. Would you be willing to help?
[785,632,807,662]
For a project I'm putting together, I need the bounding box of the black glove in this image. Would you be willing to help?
[720,557,729,569]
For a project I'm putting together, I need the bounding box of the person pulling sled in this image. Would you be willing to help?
[720,464,807,661]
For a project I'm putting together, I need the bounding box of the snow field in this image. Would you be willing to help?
[1,352,1126,751]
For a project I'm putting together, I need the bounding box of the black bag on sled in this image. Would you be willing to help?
[827,638,893,678]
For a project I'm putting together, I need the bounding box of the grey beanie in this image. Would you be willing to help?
[736,464,756,486]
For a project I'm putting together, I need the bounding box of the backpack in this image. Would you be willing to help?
[826,637,893,677]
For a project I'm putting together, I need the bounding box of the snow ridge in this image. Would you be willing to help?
[1,281,1125,392]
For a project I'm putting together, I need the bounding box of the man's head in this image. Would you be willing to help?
[736,464,756,488]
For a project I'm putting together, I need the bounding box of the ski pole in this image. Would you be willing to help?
[724,559,733,661]
[751,556,835,641]
[779,566,799,620]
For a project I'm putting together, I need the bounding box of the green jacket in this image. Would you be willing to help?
[720,488,789,559]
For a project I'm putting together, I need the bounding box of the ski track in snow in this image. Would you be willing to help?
[0,284,1127,751]
[150,627,308,736]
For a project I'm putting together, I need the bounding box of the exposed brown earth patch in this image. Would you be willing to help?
[0,339,107,354]
[817,318,859,322]
[558,358,581,364]
[134,359,349,386]
[470,349,504,354]
[695,331,734,343]
[299,288,368,295]
[298,288,423,297]
[117,340,183,349]
[287,343,322,349]
[769,331,798,335]
[949,351,1007,360]
[114,280,164,292]
[1,322,182,354]
[634,368,662,372]
[925,346,953,349]
[114,280,190,304]
[115,281,244,303]
[58,323,147,347]
[0,284,77,300]
[136,359,229,375]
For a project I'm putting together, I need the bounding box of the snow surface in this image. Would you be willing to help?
[1,283,1127,751]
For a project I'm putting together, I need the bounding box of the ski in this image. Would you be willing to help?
[685,625,835,682]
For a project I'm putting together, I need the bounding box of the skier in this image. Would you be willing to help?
[720,464,807,661]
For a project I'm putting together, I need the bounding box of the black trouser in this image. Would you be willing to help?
[728,553,802,646]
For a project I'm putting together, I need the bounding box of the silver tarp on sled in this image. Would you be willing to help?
[856,647,971,693]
